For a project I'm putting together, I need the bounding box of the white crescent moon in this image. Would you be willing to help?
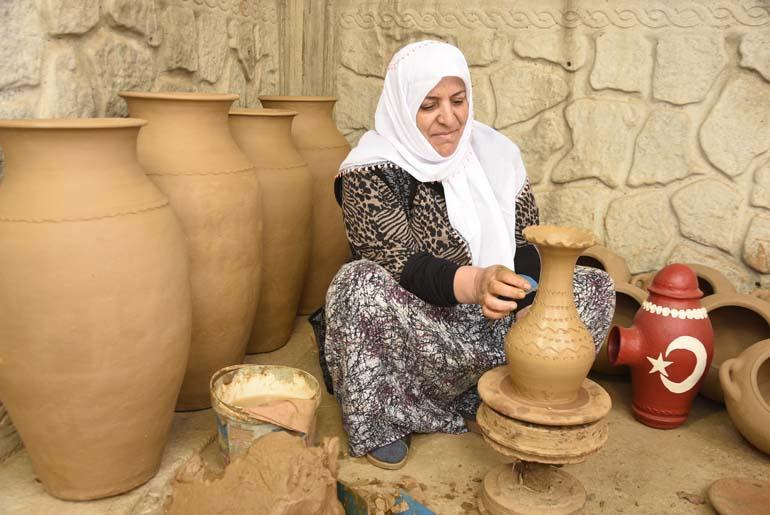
[660,335,707,394]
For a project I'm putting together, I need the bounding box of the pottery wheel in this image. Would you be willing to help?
[477,403,608,465]
[478,366,611,426]
[478,462,585,515]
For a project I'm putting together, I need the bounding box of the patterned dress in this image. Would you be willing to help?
[311,162,615,457]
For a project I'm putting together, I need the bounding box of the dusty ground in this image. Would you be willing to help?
[1,317,768,514]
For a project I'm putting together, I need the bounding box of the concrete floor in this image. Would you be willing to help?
[1,317,768,514]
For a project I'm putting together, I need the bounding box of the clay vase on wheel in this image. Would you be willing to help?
[258,96,351,315]
[721,339,770,455]
[505,225,599,403]
[0,119,192,500]
[229,108,312,353]
[122,92,262,411]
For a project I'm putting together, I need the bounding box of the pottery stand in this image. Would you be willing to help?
[476,226,611,515]
[477,368,611,514]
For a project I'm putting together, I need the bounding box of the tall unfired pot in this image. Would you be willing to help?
[0,119,192,500]
[229,108,312,353]
[258,96,351,315]
[122,92,262,410]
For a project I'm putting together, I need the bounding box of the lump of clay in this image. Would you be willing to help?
[167,432,343,515]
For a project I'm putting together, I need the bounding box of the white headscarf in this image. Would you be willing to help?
[339,40,528,269]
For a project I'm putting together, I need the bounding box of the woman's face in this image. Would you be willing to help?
[415,76,468,157]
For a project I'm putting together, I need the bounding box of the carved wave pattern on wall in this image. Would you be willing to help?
[339,4,770,30]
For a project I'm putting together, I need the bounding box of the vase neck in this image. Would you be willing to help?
[533,245,582,308]
[229,114,304,168]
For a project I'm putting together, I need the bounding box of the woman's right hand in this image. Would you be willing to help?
[454,265,531,319]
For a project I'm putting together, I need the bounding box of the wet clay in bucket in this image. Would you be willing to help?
[701,293,770,403]
[720,339,770,455]
[210,365,321,463]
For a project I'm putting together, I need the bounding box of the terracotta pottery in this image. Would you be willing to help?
[0,119,192,499]
[609,264,714,429]
[700,293,770,403]
[578,244,631,285]
[505,225,599,403]
[229,108,312,353]
[709,477,770,515]
[592,283,647,376]
[258,96,351,315]
[632,264,735,298]
[121,92,262,410]
[720,339,770,455]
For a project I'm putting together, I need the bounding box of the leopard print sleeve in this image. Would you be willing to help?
[340,170,420,281]
[514,177,539,247]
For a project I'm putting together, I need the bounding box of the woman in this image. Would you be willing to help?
[310,41,615,469]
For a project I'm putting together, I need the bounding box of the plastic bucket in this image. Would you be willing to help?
[210,364,321,463]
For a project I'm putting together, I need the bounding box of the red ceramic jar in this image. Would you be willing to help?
[608,264,714,428]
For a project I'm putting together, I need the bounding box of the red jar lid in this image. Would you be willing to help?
[648,263,703,299]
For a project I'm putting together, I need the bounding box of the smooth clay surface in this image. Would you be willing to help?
[258,96,351,315]
[166,432,343,515]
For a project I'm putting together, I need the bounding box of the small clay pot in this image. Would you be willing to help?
[720,339,770,455]
[592,283,647,376]
[578,245,631,285]
[701,293,770,403]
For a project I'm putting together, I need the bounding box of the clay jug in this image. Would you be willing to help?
[258,96,351,315]
[0,119,192,500]
[700,293,770,403]
[592,283,647,376]
[229,108,312,353]
[505,225,598,403]
[609,264,714,429]
[121,92,262,410]
[721,339,770,455]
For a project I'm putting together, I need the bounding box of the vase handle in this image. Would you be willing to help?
[719,358,742,403]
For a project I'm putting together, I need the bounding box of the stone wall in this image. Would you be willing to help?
[1,0,767,290]
[321,0,770,292]
[0,0,280,120]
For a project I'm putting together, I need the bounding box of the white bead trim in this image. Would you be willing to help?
[642,301,708,320]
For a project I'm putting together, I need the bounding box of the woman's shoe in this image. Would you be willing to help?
[365,436,410,470]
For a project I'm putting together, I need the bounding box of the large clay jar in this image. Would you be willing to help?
[229,108,312,353]
[0,119,192,499]
[505,225,598,403]
[700,293,770,403]
[122,92,261,410]
[258,96,351,315]
[592,283,647,376]
[578,244,631,285]
[720,339,770,455]
[609,264,714,429]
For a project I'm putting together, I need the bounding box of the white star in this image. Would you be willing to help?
[647,353,673,377]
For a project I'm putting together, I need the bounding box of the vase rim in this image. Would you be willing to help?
[0,118,147,129]
[119,91,239,102]
[258,95,337,102]
[229,107,298,117]
[524,225,598,249]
